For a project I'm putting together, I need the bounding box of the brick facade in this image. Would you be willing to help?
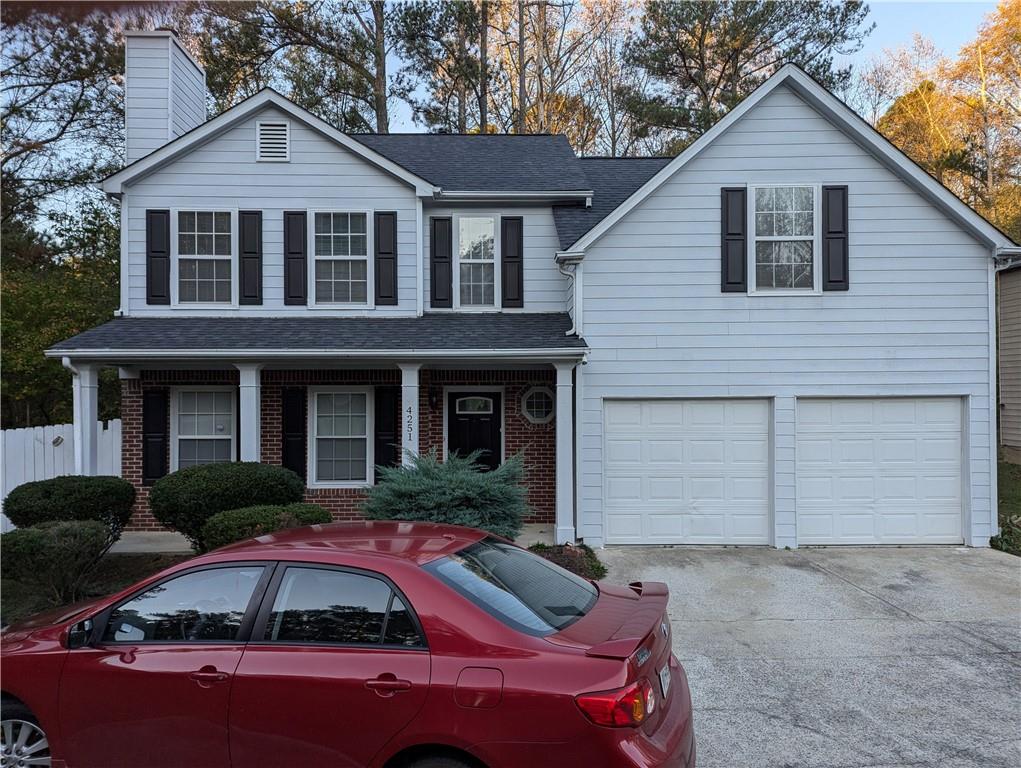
[122,367,557,530]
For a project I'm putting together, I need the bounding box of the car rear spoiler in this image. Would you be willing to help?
[584,581,669,660]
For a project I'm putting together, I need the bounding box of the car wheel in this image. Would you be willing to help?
[0,702,50,768]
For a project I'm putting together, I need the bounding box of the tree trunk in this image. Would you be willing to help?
[479,0,488,133]
[535,0,545,132]
[371,1,389,133]
[517,0,526,134]
[458,24,467,133]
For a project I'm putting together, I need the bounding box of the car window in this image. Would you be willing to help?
[102,566,264,643]
[264,567,424,647]
[423,538,598,636]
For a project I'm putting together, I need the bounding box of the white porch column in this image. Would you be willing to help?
[235,364,263,462]
[555,362,577,544]
[64,358,99,475]
[399,363,422,465]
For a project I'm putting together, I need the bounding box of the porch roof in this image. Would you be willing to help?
[47,312,587,361]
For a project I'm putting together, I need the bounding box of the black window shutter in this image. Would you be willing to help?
[281,387,306,480]
[146,210,171,304]
[721,188,747,293]
[822,185,849,291]
[430,217,453,308]
[374,212,398,306]
[239,210,263,305]
[283,211,307,305]
[142,389,169,484]
[501,216,524,308]
[374,386,400,482]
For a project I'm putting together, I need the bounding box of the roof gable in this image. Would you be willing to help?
[103,89,438,196]
[566,64,1014,253]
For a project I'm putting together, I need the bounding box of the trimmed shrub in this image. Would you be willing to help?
[149,462,304,551]
[528,543,607,580]
[362,450,527,540]
[3,475,135,547]
[201,503,332,551]
[1,521,109,603]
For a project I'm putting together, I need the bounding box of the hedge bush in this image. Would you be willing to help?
[362,450,527,540]
[1,521,109,603]
[3,475,135,547]
[149,462,304,551]
[201,503,332,551]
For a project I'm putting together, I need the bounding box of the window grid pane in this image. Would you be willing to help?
[315,259,367,304]
[753,186,815,290]
[314,392,368,483]
[458,217,495,306]
[755,240,814,290]
[314,212,368,258]
[177,390,233,469]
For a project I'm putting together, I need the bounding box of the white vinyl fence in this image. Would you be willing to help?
[1,420,122,532]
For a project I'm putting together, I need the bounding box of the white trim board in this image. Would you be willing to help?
[566,64,1013,253]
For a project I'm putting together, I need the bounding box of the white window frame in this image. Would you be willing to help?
[171,208,239,307]
[169,386,237,471]
[255,119,290,162]
[453,212,501,311]
[308,209,375,309]
[747,184,823,295]
[307,386,375,489]
[521,386,556,425]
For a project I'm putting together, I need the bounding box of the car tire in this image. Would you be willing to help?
[1,700,51,768]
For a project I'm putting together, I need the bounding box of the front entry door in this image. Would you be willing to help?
[447,391,502,470]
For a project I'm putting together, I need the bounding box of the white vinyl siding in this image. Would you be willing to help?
[796,397,963,544]
[124,106,418,315]
[578,84,994,548]
[603,399,770,544]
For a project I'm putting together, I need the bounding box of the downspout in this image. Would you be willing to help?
[556,252,585,336]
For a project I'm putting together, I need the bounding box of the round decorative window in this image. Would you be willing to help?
[521,386,555,424]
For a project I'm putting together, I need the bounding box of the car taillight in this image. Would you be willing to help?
[575,679,655,727]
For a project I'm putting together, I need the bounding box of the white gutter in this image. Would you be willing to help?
[436,190,593,202]
[45,347,588,361]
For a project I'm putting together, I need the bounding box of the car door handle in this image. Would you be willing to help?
[365,674,412,696]
[189,666,229,686]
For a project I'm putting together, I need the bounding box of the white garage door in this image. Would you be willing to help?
[796,397,963,545]
[603,399,770,544]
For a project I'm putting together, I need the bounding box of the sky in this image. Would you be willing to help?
[389,0,999,131]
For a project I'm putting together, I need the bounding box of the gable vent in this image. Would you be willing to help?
[257,121,290,161]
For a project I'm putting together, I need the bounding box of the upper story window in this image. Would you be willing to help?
[458,216,496,307]
[313,212,369,305]
[751,186,818,292]
[177,210,233,303]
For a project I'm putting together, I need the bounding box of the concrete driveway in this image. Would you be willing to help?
[600,546,1021,768]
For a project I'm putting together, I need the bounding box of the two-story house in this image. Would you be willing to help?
[51,30,1017,548]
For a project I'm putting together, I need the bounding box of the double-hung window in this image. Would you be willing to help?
[313,212,369,304]
[751,185,819,291]
[172,389,235,469]
[457,216,496,307]
[178,211,233,303]
[310,389,372,486]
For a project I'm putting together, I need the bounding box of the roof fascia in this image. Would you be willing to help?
[567,64,1012,253]
[103,90,438,197]
[45,347,588,362]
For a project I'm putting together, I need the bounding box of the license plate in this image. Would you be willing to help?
[658,665,671,698]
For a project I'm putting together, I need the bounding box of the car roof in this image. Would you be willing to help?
[213,521,488,566]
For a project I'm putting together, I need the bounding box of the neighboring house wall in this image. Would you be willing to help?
[1000,268,1021,448]
[421,206,568,312]
[578,84,995,547]
[123,107,420,315]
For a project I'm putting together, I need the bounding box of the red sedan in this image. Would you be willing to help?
[1,522,695,768]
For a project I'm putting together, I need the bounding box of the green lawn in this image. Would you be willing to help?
[994,453,1021,556]
[1,553,191,628]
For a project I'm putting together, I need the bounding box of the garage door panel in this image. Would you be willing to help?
[604,399,770,545]
[796,397,963,545]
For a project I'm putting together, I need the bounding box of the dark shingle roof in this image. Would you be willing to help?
[50,313,586,354]
[553,157,674,249]
[350,134,591,192]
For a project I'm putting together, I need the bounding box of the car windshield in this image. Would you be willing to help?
[424,538,598,636]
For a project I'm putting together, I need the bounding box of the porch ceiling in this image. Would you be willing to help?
[46,313,587,364]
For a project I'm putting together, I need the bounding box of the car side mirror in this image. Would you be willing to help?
[67,619,94,649]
